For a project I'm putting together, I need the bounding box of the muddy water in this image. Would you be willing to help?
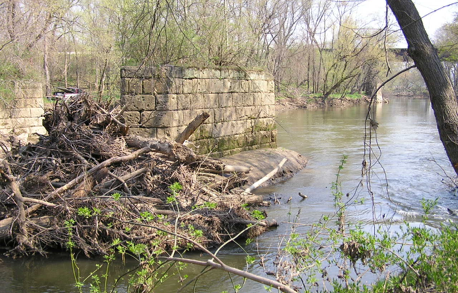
[1,98,457,292]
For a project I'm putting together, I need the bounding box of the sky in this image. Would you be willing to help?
[355,0,458,46]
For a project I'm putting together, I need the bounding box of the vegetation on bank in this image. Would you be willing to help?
[51,155,458,293]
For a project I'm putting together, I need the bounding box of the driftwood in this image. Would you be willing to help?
[175,112,210,144]
[224,164,251,173]
[244,158,288,194]
[0,94,271,255]
[125,136,197,163]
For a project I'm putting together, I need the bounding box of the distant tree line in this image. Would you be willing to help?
[0,0,423,99]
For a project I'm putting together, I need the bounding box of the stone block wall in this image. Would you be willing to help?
[0,81,47,143]
[121,66,276,157]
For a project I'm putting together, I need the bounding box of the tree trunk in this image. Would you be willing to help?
[44,34,52,97]
[387,0,458,175]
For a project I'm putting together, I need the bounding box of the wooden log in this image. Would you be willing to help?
[244,158,288,194]
[125,136,197,163]
[224,165,251,173]
[175,112,210,144]
[229,219,278,228]
[219,195,264,205]
[100,167,149,188]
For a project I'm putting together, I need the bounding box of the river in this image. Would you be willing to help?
[1,98,457,292]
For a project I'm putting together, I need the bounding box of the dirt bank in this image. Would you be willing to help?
[275,96,370,113]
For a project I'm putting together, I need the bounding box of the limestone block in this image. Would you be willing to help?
[271,129,278,143]
[256,105,268,118]
[0,118,12,128]
[123,111,141,126]
[0,128,11,135]
[236,106,257,120]
[11,99,25,108]
[120,78,128,95]
[252,93,264,106]
[178,110,191,126]
[240,80,251,93]
[246,71,266,80]
[192,138,216,155]
[0,111,10,119]
[142,111,180,128]
[128,127,157,138]
[189,94,205,109]
[190,123,213,140]
[11,117,43,128]
[182,79,197,94]
[123,78,142,94]
[233,93,253,107]
[156,94,178,111]
[195,79,209,93]
[28,126,47,135]
[219,134,247,151]
[182,67,202,79]
[153,77,171,94]
[177,94,191,110]
[267,80,275,93]
[205,94,219,109]
[201,69,221,79]
[12,108,30,118]
[143,79,153,94]
[212,122,231,137]
[259,131,272,144]
[251,80,267,92]
[232,93,243,107]
[250,118,276,132]
[214,108,238,123]
[214,108,225,123]
[121,95,155,111]
[218,93,233,108]
[170,78,183,94]
[30,108,44,118]
[213,120,248,137]
[220,69,246,79]
[219,69,232,79]
[157,126,185,140]
[166,66,185,79]
[229,80,241,93]
[208,79,230,93]
[181,109,214,126]
[266,104,275,117]
[18,98,44,108]
[241,94,254,106]
[245,133,259,146]
[264,93,276,105]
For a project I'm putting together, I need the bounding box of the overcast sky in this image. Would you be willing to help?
[355,0,458,46]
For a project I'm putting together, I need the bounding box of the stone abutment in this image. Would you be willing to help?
[120,66,277,157]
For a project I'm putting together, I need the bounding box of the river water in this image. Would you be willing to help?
[1,98,457,292]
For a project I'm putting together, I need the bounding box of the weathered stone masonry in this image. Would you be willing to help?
[121,66,277,157]
[0,82,46,143]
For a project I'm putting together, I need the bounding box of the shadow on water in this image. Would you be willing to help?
[1,98,457,292]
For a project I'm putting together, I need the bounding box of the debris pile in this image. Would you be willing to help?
[0,94,273,256]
